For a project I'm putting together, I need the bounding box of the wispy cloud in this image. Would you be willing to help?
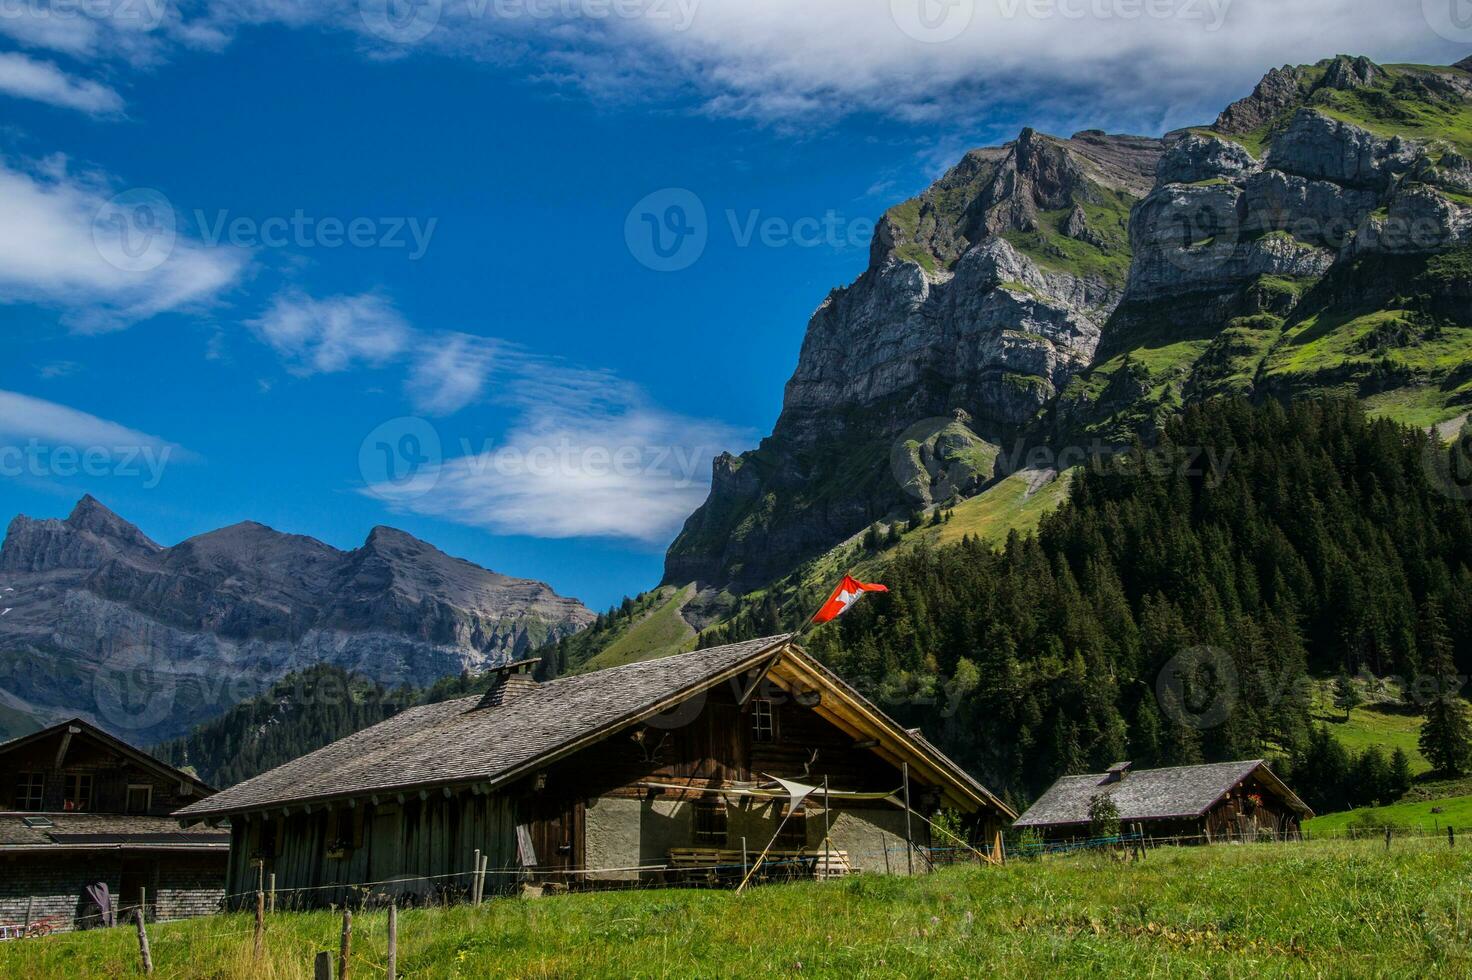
[0,389,174,449]
[0,53,124,115]
[405,332,505,416]
[0,156,246,331]
[242,289,748,543]
[11,1,1462,130]
[247,291,413,375]
[369,363,751,544]
[0,389,189,488]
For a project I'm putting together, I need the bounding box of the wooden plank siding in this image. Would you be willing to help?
[229,793,518,909]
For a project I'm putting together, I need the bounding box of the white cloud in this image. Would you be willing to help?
[369,364,751,544]
[0,156,246,331]
[243,289,749,543]
[12,1,1464,130]
[405,332,503,416]
[0,389,170,447]
[243,1,1472,129]
[247,291,413,374]
[0,53,124,114]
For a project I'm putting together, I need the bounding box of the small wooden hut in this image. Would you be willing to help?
[1013,760,1313,843]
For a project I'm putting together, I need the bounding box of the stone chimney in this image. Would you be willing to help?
[479,657,542,709]
[1103,761,1133,784]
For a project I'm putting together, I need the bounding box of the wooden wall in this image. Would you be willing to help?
[2,729,196,815]
[229,792,517,909]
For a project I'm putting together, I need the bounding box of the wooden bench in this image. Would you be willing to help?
[668,847,851,881]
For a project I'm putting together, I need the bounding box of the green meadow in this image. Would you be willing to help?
[6,838,1470,978]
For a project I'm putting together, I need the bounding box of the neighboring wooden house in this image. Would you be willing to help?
[1013,760,1313,843]
[1,719,228,931]
[176,636,1015,907]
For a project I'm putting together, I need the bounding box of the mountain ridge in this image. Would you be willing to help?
[0,497,593,742]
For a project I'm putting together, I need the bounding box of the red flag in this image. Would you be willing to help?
[812,575,889,624]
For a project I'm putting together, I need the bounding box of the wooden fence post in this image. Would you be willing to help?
[134,904,154,975]
[476,852,489,906]
[902,762,915,876]
[387,903,398,980]
[314,950,333,980]
[269,873,277,913]
[339,907,353,980]
[471,849,481,905]
[254,888,266,959]
[1450,826,1456,849]
[1385,827,1392,852]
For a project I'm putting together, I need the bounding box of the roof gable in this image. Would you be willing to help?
[1013,760,1313,828]
[0,718,213,795]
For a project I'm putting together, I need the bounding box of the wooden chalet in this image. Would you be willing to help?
[1,719,228,933]
[175,636,1015,907]
[1013,760,1313,843]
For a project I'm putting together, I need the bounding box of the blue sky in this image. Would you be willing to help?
[0,1,1465,610]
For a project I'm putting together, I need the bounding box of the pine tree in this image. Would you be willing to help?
[1333,672,1363,722]
[1419,601,1472,775]
[1387,747,1414,800]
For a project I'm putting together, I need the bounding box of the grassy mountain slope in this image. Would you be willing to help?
[1053,59,1472,444]
[576,585,697,672]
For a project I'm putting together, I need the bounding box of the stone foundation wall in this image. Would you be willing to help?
[0,852,225,932]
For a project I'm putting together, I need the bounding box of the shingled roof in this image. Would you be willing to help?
[1012,760,1313,828]
[1,813,229,851]
[177,636,795,819]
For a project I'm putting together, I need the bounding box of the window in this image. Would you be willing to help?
[14,772,44,811]
[64,774,93,812]
[126,785,154,815]
[693,801,728,845]
[776,806,807,848]
[752,699,776,743]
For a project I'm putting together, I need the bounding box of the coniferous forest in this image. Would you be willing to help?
[801,397,1472,811]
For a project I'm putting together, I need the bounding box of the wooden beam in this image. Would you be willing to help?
[54,726,77,768]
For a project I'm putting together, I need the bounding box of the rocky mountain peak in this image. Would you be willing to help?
[1214,64,1306,135]
[66,495,160,551]
[0,495,159,573]
[1320,54,1382,91]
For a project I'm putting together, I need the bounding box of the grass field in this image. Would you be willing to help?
[1319,704,1431,773]
[7,839,1472,978]
[1306,793,1472,836]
